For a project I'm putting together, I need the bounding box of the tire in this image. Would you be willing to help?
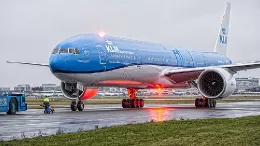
[205,98,210,108]
[70,101,77,111]
[77,101,84,111]
[126,99,131,108]
[198,98,203,107]
[213,100,216,107]
[131,99,138,108]
[140,99,144,108]
[122,99,127,108]
[136,99,140,108]
[208,99,212,107]
[195,98,199,107]
[7,98,17,115]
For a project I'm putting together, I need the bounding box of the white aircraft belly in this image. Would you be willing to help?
[53,65,188,88]
[54,65,159,87]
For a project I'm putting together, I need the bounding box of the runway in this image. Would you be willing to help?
[1,102,260,140]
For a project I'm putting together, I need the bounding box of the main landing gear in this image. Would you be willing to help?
[122,88,145,108]
[70,100,84,111]
[195,97,216,108]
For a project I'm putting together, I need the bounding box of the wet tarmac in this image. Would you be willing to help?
[1,102,260,140]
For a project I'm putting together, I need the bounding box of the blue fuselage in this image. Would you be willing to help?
[49,34,232,74]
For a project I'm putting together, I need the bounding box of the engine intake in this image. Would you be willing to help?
[197,68,236,99]
[61,82,98,100]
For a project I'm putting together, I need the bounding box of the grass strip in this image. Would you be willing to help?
[1,116,260,146]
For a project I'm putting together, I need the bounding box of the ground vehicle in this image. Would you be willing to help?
[0,94,27,115]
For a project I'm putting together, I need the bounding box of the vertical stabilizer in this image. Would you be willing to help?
[214,2,231,56]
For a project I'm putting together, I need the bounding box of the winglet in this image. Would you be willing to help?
[214,2,231,56]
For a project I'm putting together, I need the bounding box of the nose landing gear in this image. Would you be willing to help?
[70,99,85,111]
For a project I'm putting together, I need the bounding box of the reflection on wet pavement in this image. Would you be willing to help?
[1,102,260,140]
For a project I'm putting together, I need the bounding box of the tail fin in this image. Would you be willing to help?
[214,2,231,56]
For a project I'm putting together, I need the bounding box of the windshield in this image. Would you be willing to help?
[52,48,59,54]
[59,48,68,54]
[69,48,80,54]
[52,48,80,54]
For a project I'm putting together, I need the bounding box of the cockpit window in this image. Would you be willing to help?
[69,48,80,54]
[52,48,80,54]
[75,48,80,54]
[59,48,68,53]
[52,48,59,54]
[69,48,75,54]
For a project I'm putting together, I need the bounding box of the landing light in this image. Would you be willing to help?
[98,31,106,37]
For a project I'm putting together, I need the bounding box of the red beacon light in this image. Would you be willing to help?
[98,31,106,37]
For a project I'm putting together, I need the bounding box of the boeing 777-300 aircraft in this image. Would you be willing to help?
[7,3,260,111]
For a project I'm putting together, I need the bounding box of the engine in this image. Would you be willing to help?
[61,82,98,100]
[197,68,236,99]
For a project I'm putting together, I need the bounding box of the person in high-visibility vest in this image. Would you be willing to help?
[43,97,50,113]
[43,97,50,103]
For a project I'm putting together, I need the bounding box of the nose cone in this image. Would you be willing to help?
[49,55,67,73]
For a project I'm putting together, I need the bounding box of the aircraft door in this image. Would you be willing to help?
[96,45,107,65]
[203,54,208,67]
[172,49,183,67]
[136,49,141,65]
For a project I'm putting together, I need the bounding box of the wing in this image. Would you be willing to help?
[6,61,49,67]
[164,61,260,83]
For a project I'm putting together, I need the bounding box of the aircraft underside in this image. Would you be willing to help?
[53,65,190,88]
[55,65,217,111]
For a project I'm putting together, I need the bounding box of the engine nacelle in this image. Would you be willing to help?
[61,82,98,100]
[197,68,236,99]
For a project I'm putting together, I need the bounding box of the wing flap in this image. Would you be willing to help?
[223,62,260,72]
[164,61,260,83]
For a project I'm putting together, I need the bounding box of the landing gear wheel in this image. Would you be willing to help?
[122,99,127,108]
[131,99,137,108]
[126,99,131,108]
[124,88,145,109]
[208,99,212,108]
[7,98,17,115]
[77,101,84,111]
[195,98,217,108]
[213,100,216,107]
[195,98,199,107]
[70,101,77,111]
[122,99,144,108]
[136,99,140,108]
[195,98,203,107]
[140,99,144,108]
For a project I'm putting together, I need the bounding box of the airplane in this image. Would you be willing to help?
[7,2,260,111]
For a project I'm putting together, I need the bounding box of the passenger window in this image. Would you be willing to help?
[59,49,68,53]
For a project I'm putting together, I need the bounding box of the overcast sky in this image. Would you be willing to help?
[1,0,260,87]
